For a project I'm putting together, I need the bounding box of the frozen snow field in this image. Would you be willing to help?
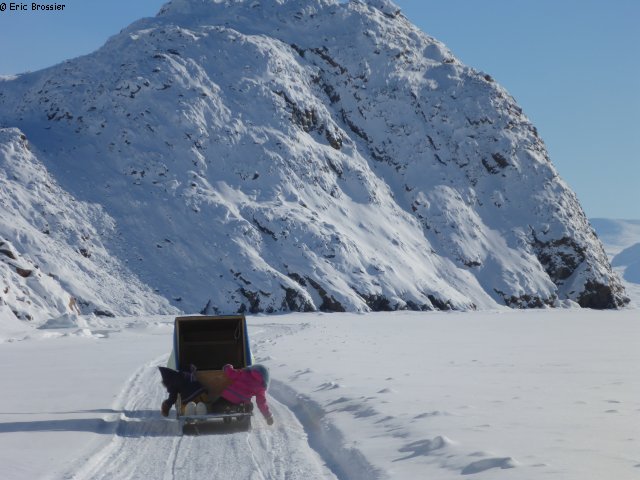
[0,309,638,479]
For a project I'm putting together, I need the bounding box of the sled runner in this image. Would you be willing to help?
[171,315,253,432]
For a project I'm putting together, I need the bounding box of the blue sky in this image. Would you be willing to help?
[1,0,638,219]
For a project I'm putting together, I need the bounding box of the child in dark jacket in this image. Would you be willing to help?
[158,366,206,417]
[215,364,274,425]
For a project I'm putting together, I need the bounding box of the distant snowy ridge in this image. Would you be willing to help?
[590,218,640,304]
[612,243,640,284]
[590,218,640,256]
[0,0,627,318]
[0,128,176,325]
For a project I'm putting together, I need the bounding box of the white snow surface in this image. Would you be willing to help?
[0,0,627,317]
[1,309,639,480]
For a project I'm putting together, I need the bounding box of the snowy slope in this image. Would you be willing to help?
[0,0,627,317]
[1,310,638,480]
[0,128,176,325]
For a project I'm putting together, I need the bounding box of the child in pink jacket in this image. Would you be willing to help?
[217,363,274,425]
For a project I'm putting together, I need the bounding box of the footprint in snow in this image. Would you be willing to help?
[338,403,378,418]
[461,457,517,475]
[289,368,312,380]
[314,382,341,391]
[393,436,452,461]
[413,411,444,419]
[374,415,395,424]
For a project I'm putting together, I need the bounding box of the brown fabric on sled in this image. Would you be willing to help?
[196,370,233,398]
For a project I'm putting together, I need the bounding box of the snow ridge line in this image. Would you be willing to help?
[270,379,384,480]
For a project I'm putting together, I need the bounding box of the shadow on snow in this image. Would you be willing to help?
[0,409,249,437]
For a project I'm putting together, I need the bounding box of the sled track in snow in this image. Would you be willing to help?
[270,380,382,480]
[66,356,337,480]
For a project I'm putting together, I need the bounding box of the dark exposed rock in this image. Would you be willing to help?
[427,295,453,311]
[274,89,343,150]
[239,287,262,314]
[281,285,314,312]
[12,309,33,321]
[481,153,509,174]
[16,267,33,278]
[252,218,277,240]
[405,300,432,311]
[494,289,555,309]
[532,235,586,282]
[325,130,343,150]
[357,292,393,311]
[0,247,17,260]
[200,299,219,315]
[577,280,629,310]
[287,272,307,286]
[310,47,347,74]
[340,109,371,142]
[491,152,509,168]
[275,89,319,133]
[306,277,345,312]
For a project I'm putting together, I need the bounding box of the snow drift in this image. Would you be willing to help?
[0,0,627,317]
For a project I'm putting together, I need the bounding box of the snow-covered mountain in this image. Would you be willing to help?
[0,0,627,319]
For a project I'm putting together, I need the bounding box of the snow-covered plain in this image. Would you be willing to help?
[1,309,638,480]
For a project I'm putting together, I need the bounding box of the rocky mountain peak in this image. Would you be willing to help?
[0,0,627,321]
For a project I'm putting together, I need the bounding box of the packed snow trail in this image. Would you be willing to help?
[68,357,337,480]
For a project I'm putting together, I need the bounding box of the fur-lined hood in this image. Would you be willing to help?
[247,364,270,388]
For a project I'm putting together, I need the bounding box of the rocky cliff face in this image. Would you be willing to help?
[0,0,628,318]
